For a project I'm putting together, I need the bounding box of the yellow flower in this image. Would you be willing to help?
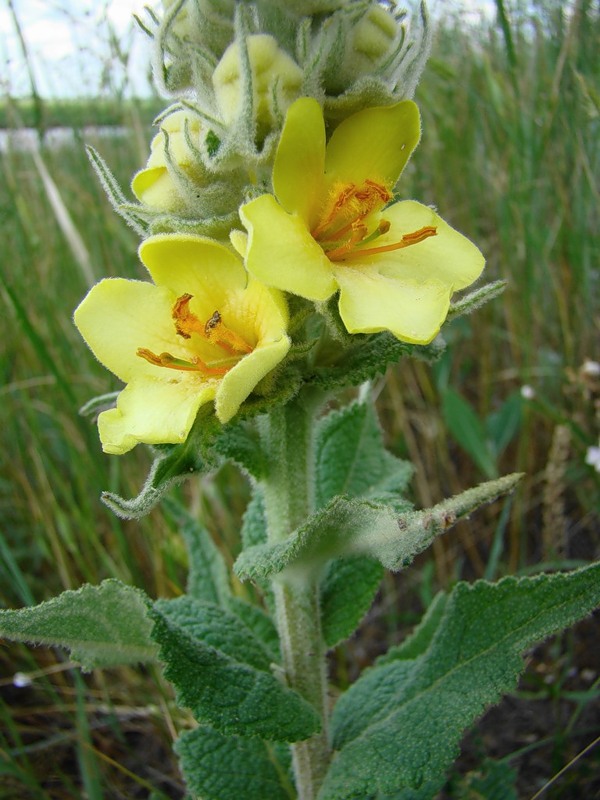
[74,235,290,455]
[238,98,485,344]
[131,111,206,211]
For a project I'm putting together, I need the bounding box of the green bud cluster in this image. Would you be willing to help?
[106,0,430,237]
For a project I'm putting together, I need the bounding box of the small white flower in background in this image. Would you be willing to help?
[582,359,600,377]
[13,672,33,688]
[521,384,535,400]
[585,443,600,473]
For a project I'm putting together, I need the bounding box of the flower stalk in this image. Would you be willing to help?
[259,395,331,799]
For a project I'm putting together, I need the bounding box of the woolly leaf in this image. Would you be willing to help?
[239,488,275,611]
[0,580,156,669]
[315,401,413,508]
[321,557,384,649]
[235,475,522,580]
[241,488,268,549]
[320,563,600,798]
[309,332,444,391]
[214,420,268,478]
[175,726,292,800]
[102,405,221,519]
[376,592,448,666]
[226,597,280,664]
[164,499,231,606]
[86,145,147,236]
[151,597,319,741]
[100,367,300,520]
[447,280,507,321]
[155,597,273,671]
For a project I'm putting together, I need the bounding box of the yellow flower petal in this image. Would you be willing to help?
[139,234,247,305]
[324,100,420,189]
[230,229,248,258]
[365,201,486,290]
[333,263,451,344]
[332,201,485,343]
[240,194,336,302]
[74,279,179,383]
[272,97,326,227]
[216,335,290,423]
[225,276,289,341]
[98,379,216,455]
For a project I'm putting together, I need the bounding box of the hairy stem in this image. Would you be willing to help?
[259,393,331,799]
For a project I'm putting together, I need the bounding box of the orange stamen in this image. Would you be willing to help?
[325,224,369,261]
[311,179,392,241]
[136,296,254,379]
[136,348,228,376]
[332,225,438,261]
[172,293,203,339]
[173,296,252,355]
[203,309,253,354]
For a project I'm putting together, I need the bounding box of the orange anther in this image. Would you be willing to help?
[172,293,204,339]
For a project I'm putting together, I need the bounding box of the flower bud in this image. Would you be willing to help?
[212,34,303,141]
[161,0,235,57]
[325,5,401,95]
[132,111,206,211]
[352,5,398,65]
[162,0,192,39]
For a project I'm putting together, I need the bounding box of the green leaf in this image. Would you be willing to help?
[376,592,448,665]
[164,499,231,606]
[0,580,156,670]
[214,420,268,478]
[235,475,522,580]
[309,333,444,391]
[99,366,300,521]
[226,597,280,664]
[175,726,293,800]
[102,405,221,520]
[319,563,600,798]
[241,487,268,549]
[151,597,320,741]
[157,597,274,671]
[320,557,384,649]
[441,389,498,479]
[86,145,148,236]
[315,401,413,509]
[235,496,389,581]
[240,488,275,611]
[374,783,445,800]
[446,280,507,321]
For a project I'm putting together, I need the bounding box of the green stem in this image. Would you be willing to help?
[259,393,331,799]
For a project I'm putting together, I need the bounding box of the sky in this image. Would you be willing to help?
[0,0,497,99]
[0,0,155,98]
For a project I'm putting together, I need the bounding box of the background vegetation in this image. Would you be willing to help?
[0,0,598,797]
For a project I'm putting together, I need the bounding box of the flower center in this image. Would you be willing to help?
[137,293,253,377]
[311,179,437,262]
